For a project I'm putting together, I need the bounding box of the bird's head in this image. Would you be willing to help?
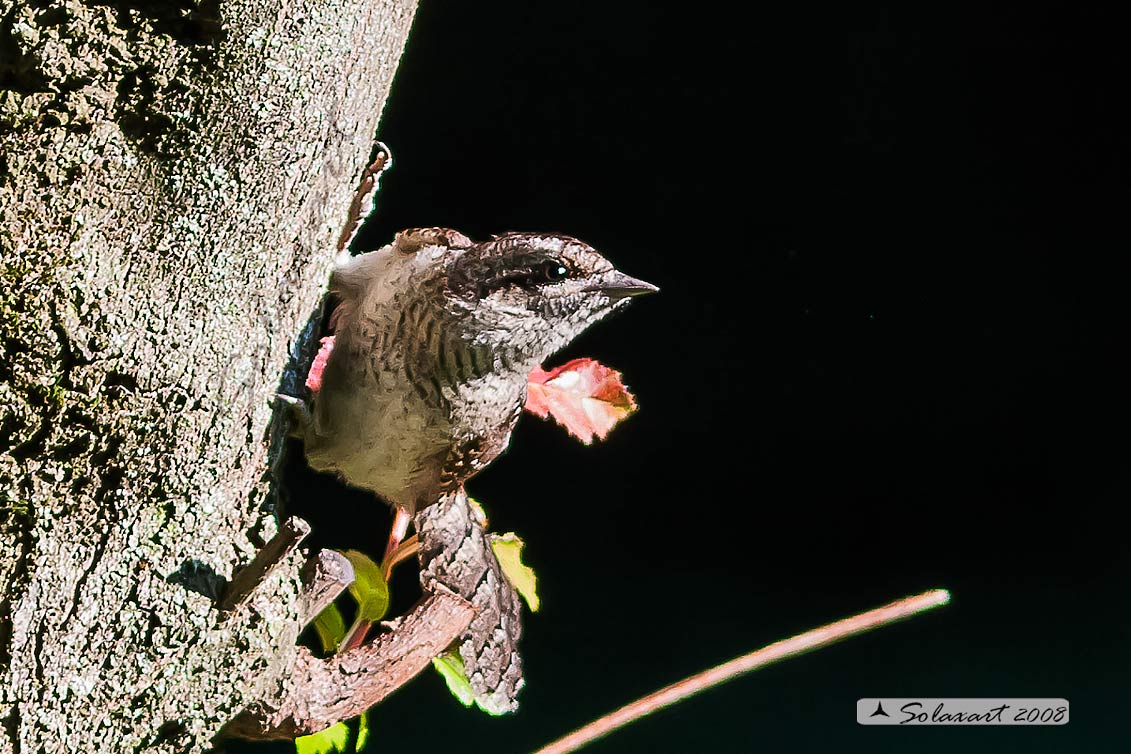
[443,232,657,368]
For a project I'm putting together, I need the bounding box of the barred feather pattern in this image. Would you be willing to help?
[414,487,524,714]
[301,229,651,714]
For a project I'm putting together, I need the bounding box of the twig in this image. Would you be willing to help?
[531,589,951,754]
[219,517,311,613]
[298,549,355,625]
[336,143,393,254]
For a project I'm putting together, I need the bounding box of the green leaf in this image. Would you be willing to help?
[312,604,347,654]
[295,722,350,754]
[341,549,390,622]
[432,650,475,707]
[491,533,540,612]
[355,711,371,750]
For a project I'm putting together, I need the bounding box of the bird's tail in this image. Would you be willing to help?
[414,487,524,714]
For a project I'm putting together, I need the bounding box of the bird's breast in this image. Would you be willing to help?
[305,305,528,512]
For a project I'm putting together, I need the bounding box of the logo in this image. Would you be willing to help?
[857,699,1069,726]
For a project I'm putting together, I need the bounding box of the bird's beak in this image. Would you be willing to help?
[586,271,660,300]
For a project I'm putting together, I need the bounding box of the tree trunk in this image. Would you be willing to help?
[0,1,417,751]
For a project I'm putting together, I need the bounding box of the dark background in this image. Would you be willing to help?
[268,3,1127,753]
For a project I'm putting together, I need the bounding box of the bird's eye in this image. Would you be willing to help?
[541,261,569,282]
[487,260,572,293]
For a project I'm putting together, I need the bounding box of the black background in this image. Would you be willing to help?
[265,3,1127,753]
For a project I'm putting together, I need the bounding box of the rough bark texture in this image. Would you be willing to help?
[224,591,475,740]
[0,1,417,752]
[415,489,524,715]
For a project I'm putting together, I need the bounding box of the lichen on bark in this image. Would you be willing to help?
[0,1,418,751]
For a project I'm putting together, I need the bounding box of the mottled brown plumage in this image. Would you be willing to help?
[292,227,655,712]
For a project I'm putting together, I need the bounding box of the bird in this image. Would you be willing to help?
[289,226,656,712]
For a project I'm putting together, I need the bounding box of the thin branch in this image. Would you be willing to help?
[298,549,355,625]
[219,517,311,613]
[531,588,951,754]
[336,143,393,254]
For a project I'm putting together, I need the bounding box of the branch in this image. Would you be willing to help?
[219,517,311,614]
[298,549,356,625]
[531,589,951,754]
[223,590,474,740]
[336,143,393,254]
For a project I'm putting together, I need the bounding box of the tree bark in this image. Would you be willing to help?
[0,1,417,752]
